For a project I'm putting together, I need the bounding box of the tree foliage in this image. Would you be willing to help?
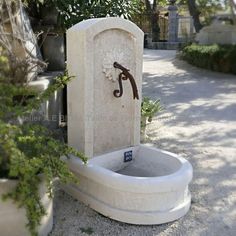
[23,0,141,28]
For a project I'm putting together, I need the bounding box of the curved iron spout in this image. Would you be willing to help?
[113,62,139,100]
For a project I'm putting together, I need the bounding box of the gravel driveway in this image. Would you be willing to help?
[51,50,236,236]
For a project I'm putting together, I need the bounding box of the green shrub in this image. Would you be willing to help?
[141,97,163,127]
[181,44,236,74]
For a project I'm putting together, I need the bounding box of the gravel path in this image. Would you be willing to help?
[51,50,236,236]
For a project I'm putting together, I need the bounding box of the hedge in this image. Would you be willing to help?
[181,44,236,74]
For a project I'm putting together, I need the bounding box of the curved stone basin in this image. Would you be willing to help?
[65,144,193,225]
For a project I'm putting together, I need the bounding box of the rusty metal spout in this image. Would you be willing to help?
[113,62,139,100]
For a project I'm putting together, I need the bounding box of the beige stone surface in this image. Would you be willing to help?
[64,145,192,225]
[67,17,143,158]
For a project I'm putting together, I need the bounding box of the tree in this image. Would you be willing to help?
[23,0,141,29]
[144,0,162,41]
[230,0,236,23]
[187,0,203,32]
[185,0,229,32]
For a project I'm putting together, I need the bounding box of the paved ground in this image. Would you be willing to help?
[51,50,236,236]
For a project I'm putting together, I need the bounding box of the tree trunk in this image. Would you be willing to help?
[151,11,160,42]
[145,0,152,12]
[187,0,203,32]
[145,0,160,42]
[230,0,236,24]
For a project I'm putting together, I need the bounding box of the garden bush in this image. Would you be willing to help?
[181,44,236,74]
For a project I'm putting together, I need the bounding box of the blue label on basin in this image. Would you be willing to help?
[124,151,132,162]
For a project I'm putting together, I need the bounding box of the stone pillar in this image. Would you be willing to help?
[168,0,179,42]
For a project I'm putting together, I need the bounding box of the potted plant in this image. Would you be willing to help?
[0,26,87,236]
[0,50,87,236]
[141,97,163,141]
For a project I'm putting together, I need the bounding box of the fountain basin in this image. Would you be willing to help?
[64,144,193,225]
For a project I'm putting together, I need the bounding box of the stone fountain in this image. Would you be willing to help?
[64,17,193,224]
